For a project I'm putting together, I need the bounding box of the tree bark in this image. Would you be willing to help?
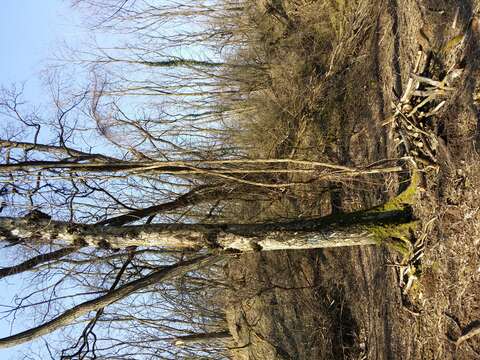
[0,139,119,163]
[96,184,239,226]
[0,246,79,280]
[172,330,232,346]
[0,205,413,252]
[0,158,402,174]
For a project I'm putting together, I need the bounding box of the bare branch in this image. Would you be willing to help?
[0,139,120,163]
[0,246,80,280]
[0,255,217,349]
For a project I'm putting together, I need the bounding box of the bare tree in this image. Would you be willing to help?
[0,86,414,356]
[0,1,425,358]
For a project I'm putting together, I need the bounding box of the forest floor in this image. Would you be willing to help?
[222,1,480,359]
[224,102,480,360]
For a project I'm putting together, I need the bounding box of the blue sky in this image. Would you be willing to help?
[0,1,84,358]
[0,1,83,98]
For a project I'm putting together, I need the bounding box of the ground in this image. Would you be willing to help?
[222,1,480,359]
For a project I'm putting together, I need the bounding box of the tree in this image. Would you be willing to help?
[0,179,415,351]
[6,0,474,357]
[0,85,414,354]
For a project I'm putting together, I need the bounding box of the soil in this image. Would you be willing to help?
[224,1,480,359]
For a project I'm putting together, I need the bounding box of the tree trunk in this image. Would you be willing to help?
[172,330,232,346]
[0,205,413,252]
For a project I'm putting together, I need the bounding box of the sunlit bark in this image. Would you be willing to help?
[0,205,413,252]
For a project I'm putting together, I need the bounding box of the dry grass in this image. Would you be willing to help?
[214,0,480,359]
[214,0,385,223]
[223,0,377,154]
[403,161,480,359]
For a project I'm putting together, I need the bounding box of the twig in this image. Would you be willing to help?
[455,324,480,347]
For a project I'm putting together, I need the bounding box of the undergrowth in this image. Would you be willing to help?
[214,0,383,222]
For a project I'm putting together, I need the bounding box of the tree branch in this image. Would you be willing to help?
[0,139,120,163]
[0,255,217,349]
[0,246,80,280]
[96,185,234,226]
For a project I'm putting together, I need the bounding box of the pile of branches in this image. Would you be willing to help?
[390,50,462,167]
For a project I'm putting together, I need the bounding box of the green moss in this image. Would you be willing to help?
[428,261,441,273]
[365,169,420,255]
[369,221,418,255]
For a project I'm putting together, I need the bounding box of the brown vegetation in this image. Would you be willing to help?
[1,0,480,358]
[218,0,480,359]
